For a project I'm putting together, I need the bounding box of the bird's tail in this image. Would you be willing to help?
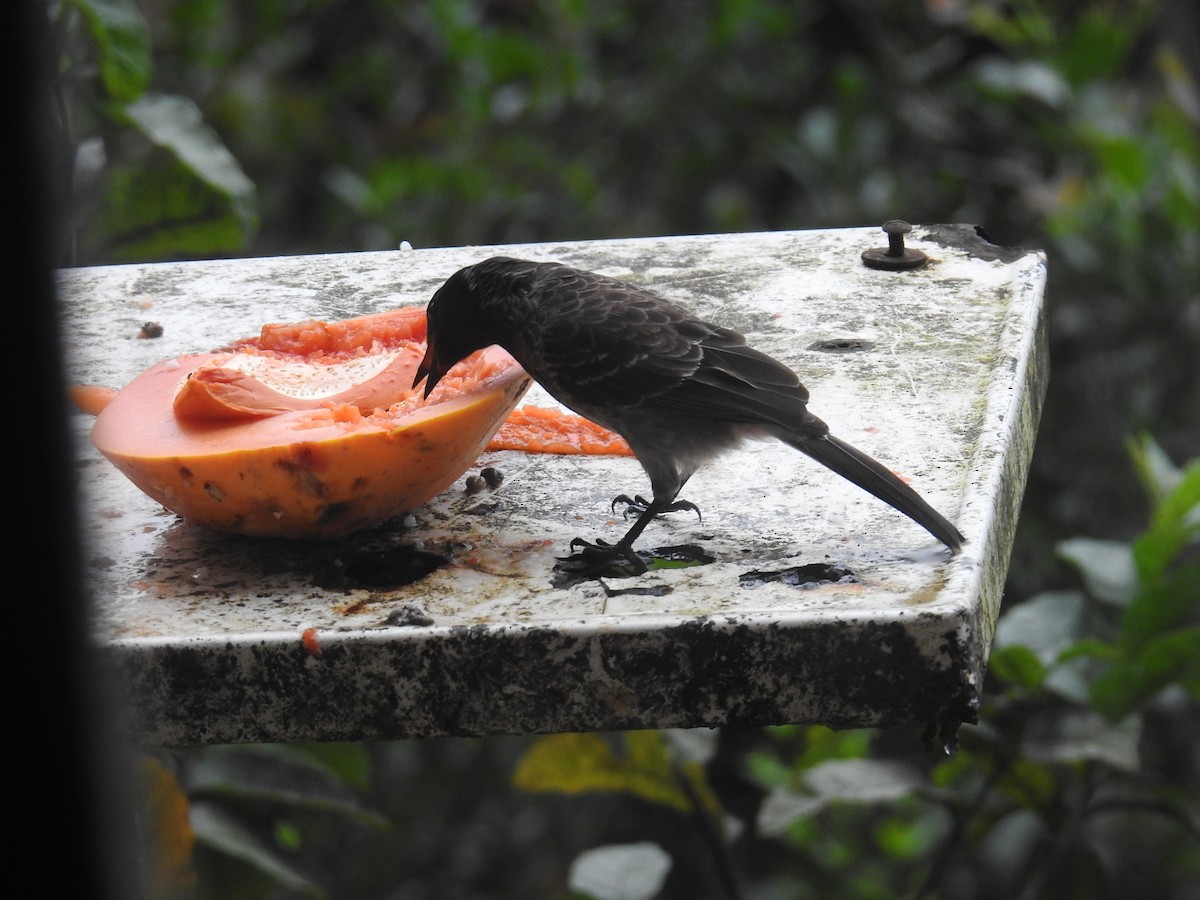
[784,433,964,552]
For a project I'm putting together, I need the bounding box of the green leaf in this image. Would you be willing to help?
[1131,459,1200,588]
[1128,433,1183,506]
[1058,637,1122,664]
[67,0,152,102]
[1058,9,1141,85]
[1085,132,1153,193]
[875,806,952,861]
[988,644,1047,692]
[790,724,873,769]
[1092,627,1200,720]
[568,843,672,900]
[1119,552,1200,655]
[745,751,792,788]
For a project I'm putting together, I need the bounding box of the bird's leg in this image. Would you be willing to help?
[569,493,687,575]
[612,494,702,522]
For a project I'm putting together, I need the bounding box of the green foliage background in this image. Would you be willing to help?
[45,0,1198,897]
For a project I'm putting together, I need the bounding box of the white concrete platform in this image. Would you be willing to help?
[60,225,1046,746]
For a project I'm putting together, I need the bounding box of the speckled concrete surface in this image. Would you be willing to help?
[60,225,1046,746]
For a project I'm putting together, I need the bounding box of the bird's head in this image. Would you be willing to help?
[413,257,532,398]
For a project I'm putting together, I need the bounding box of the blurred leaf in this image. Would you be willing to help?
[745,750,792,788]
[988,644,1047,692]
[792,724,873,769]
[875,805,952,862]
[291,742,372,793]
[189,801,322,897]
[140,756,197,899]
[994,590,1090,661]
[758,759,921,837]
[1120,552,1200,656]
[1091,627,1200,720]
[124,92,257,226]
[1057,9,1141,85]
[1059,637,1123,664]
[994,589,1099,699]
[976,808,1046,880]
[1022,709,1141,772]
[67,0,151,102]
[184,745,388,828]
[965,3,1054,50]
[568,842,672,900]
[757,785,827,836]
[994,758,1057,809]
[1128,433,1184,506]
[1086,133,1152,192]
[1132,458,1199,587]
[1058,538,1138,606]
[513,731,710,814]
[92,88,261,261]
[661,727,719,765]
[93,159,251,261]
[804,759,922,802]
[973,58,1071,107]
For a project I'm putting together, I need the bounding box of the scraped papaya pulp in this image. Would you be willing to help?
[84,307,631,540]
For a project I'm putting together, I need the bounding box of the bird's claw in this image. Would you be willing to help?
[567,536,647,575]
[611,494,647,516]
[611,494,702,522]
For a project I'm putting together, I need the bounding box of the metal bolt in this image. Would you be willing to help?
[861,220,928,271]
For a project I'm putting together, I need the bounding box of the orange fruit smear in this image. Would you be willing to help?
[225,306,427,357]
[69,383,120,416]
[488,405,633,456]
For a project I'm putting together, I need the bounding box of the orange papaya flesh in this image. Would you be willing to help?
[88,307,531,539]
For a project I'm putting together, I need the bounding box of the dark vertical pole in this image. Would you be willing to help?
[7,2,145,896]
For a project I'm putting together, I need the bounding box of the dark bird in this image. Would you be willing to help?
[414,257,964,572]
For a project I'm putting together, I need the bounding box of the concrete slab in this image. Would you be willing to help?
[60,225,1046,746]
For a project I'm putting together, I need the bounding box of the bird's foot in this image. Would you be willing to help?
[566,536,648,576]
[611,494,702,522]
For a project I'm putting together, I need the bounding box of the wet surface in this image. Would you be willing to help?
[738,563,855,589]
[311,547,450,590]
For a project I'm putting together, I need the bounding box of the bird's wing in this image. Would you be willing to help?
[527,270,817,431]
[529,274,709,407]
[657,336,825,432]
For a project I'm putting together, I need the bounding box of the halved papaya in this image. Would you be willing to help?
[88,307,531,539]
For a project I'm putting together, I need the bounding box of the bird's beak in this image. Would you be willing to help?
[413,339,446,399]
